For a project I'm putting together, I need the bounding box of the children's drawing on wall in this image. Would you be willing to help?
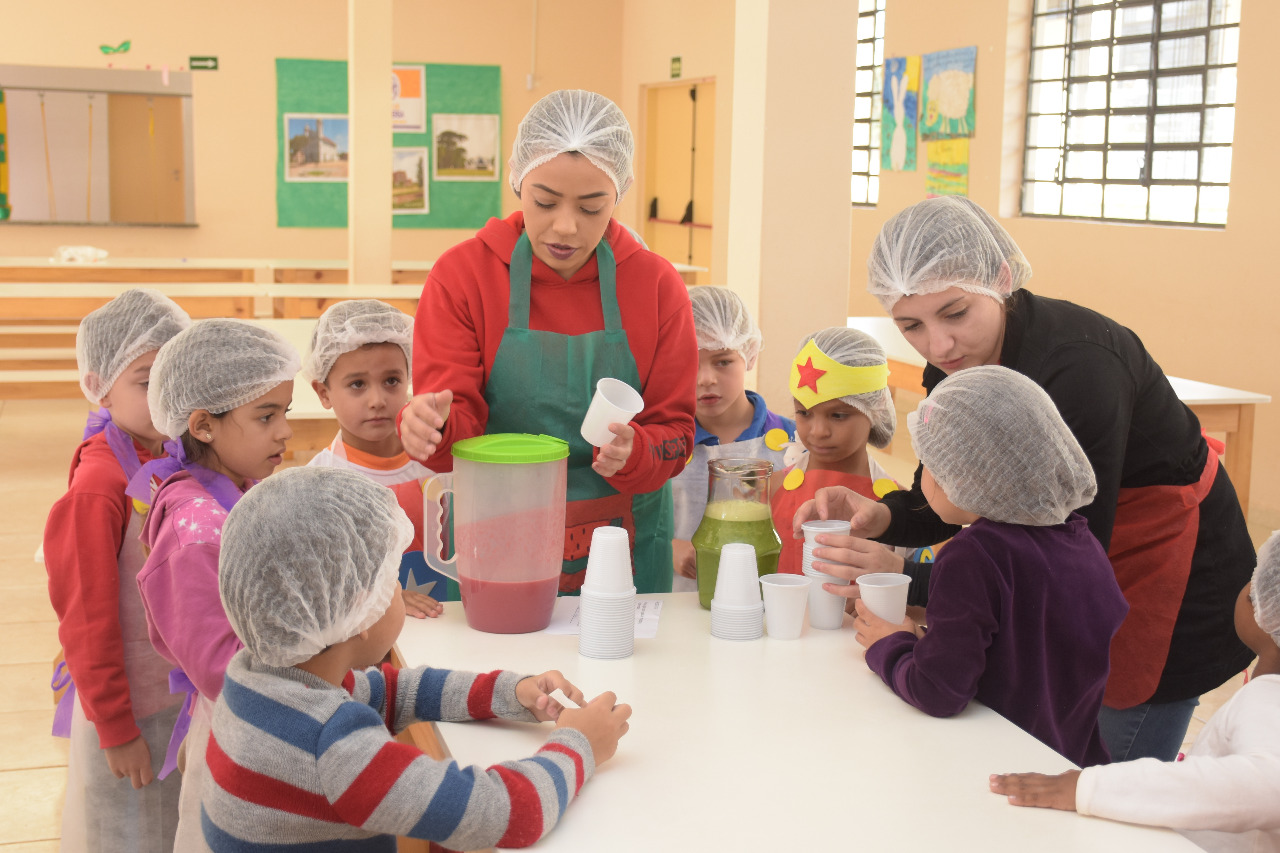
[284,114,349,182]
[393,147,429,214]
[392,65,425,132]
[925,138,969,198]
[881,56,920,171]
[920,46,976,140]
[432,113,500,181]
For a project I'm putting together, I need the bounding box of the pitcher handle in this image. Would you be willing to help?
[422,472,458,583]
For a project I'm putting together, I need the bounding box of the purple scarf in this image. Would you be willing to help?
[83,409,146,483]
[126,437,249,512]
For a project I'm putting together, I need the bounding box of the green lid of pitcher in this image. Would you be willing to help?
[452,433,569,464]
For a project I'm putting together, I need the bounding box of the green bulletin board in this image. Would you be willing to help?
[276,58,502,229]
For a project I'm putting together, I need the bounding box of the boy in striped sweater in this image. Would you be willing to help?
[204,466,631,851]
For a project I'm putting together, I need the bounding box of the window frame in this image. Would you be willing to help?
[851,0,887,207]
[1020,0,1240,227]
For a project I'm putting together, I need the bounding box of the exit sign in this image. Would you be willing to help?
[189,56,218,71]
[670,56,682,79]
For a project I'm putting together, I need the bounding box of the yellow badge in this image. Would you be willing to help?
[790,339,889,409]
[131,498,151,517]
[872,478,900,498]
[783,467,805,491]
[764,428,790,452]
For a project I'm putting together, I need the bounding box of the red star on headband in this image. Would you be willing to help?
[796,357,826,394]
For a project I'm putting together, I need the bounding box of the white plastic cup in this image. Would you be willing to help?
[580,378,645,447]
[803,565,850,630]
[856,573,912,624]
[713,543,762,606]
[578,588,636,659]
[582,526,633,593]
[800,519,852,545]
[759,574,811,640]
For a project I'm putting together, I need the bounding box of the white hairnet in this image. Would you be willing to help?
[509,90,634,203]
[76,288,191,403]
[304,299,413,383]
[1253,531,1280,645]
[148,319,301,439]
[690,286,763,368]
[867,197,1033,312]
[907,365,1095,526]
[798,327,896,449]
[219,466,411,667]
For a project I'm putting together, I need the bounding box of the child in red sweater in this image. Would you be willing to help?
[45,288,190,852]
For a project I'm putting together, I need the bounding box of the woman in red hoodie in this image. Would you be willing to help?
[400,90,697,593]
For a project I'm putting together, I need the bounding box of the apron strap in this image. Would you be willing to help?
[508,232,622,332]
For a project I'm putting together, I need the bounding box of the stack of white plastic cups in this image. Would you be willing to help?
[709,543,764,640]
[578,526,637,659]
[800,520,852,629]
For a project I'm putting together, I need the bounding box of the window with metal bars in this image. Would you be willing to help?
[852,0,886,206]
[1022,0,1240,226]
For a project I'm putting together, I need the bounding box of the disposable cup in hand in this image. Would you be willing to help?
[713,543,762,606]
[580,378,645,447]
[804,564,849,630]
[582,526,633,593]
[759,574,811,640]
[856,573,911,625]
[801,519,852,545]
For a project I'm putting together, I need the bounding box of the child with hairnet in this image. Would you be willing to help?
[670,285,795,591]
[304,299,444,616]
[205,466,631,850]
[992,530,1280,851]
[44,289,189,852]
[770,327,910,577]
[843,366,1128,766]
[401,89,696,594]
[127,318,300,851]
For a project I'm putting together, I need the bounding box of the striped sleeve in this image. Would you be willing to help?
[316,700,595,849]
[346,664,538,732]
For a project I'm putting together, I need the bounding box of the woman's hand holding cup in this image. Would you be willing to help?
[810,535,905,598]
[792,485,892,541]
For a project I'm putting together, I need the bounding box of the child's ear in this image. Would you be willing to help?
[312,379,333,409]
[188,410,215,444]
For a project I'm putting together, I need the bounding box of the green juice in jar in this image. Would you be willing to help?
[692,499,782,609]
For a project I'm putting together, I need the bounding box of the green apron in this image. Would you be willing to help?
[483,233,674,594]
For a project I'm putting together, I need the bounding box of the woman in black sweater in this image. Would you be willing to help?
[802,197,1254,762]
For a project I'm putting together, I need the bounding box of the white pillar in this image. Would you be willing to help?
[726,0,856,409]
[347,0,393,285]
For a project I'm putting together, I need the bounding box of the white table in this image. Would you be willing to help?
[847,316,1271,515]
[393,593,1196,852]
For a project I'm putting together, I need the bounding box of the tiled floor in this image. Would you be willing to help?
[0,393,1261,846]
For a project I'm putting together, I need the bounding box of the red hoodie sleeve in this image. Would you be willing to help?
[44,442,141,748]
[412,254,492,472]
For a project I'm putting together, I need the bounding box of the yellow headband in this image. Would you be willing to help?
[790,339,889,408]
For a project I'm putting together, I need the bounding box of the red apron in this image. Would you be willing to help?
[771,468,876,575]
[1103,437,1222,709]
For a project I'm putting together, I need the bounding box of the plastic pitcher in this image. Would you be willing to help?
[424,434,568,633]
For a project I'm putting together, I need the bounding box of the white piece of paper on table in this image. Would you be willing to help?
[542,597,663,638]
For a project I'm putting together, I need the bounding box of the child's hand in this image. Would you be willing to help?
[811,536,905,594]
[989,770,1080,811]
[402,588,444,619]
[852,598,916,648]
[555,692,632,766]
[104,736,154,789]
[673,539,697,579]
[793,486,891,540]
[400,390,453,461]
[516,671,586,722]
[592,423,635,479]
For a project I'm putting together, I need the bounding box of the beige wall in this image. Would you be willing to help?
[845,0,1280,529]
[0,0,623,261]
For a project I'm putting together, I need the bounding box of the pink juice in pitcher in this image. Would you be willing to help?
[455,504,563,633]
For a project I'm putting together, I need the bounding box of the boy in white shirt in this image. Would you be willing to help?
[991,531,1280,852]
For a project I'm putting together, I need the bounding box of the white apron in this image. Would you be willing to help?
[60,506,183,853]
